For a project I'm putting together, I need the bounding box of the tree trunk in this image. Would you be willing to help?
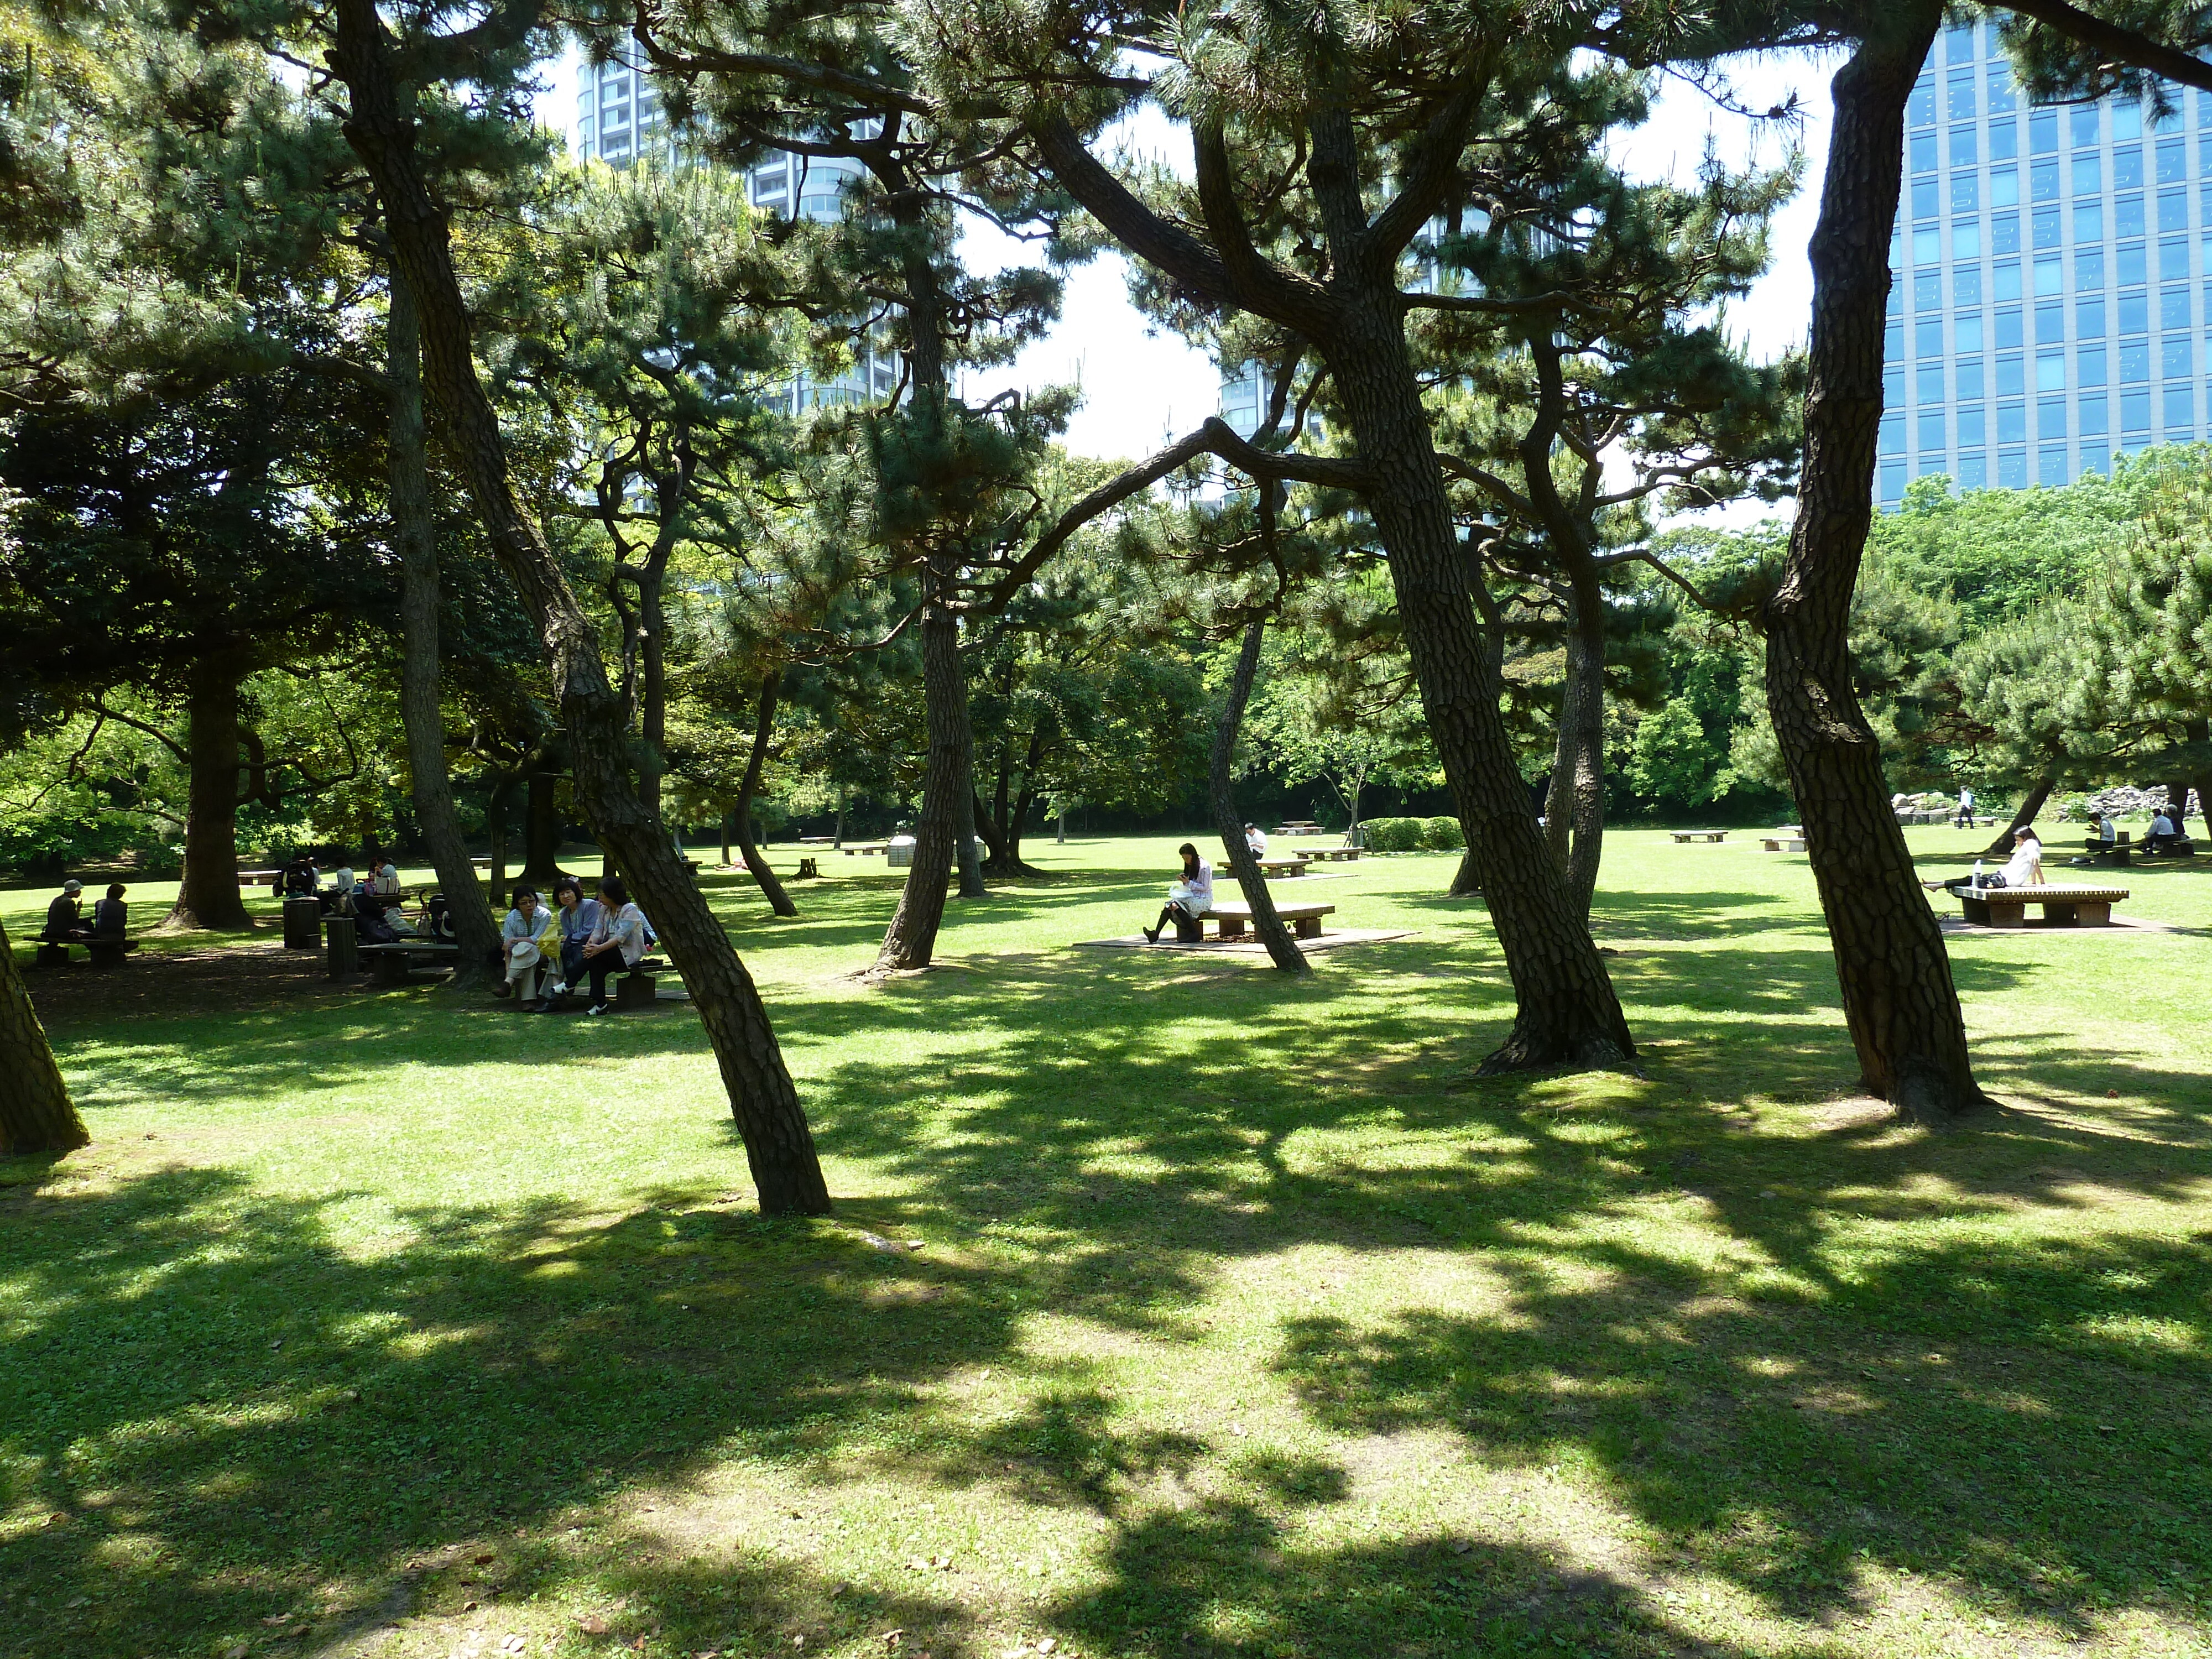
[971,788,1013,870]
[1541,617,1606,919]
[1211,619,1310,974]
[735,671,798,917]
[1983,775,2053,858]
[166,652,252,931]
[1449,846,1482,898]
[0,916,86,1156]
[389,275,500,988]
[521,768,562,885]
[954,764,987,897]
[876,554,968,969]
[486,769,517,910]
[1057,808,1067,844]
[1319,304,1633,1070]
[1763,5,1987,1128]
[333,1,830,1215]
[720,810,734,868]
[833,789,846,851]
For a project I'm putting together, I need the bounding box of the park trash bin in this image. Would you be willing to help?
[282,896,321,951]
[886,834,918,869]
[325,915,358,979]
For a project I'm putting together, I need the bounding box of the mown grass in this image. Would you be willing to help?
[3,828,2209,1659]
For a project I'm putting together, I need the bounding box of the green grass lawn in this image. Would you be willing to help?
[3,829,2209,1659]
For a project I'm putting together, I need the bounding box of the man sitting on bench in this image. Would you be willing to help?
[1926,825,2043,898]
[89,883,128,937]
[42,879,92,943]
[2145,808,2183,854]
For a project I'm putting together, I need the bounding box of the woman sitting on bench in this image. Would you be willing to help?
[1143,843,1214,943]
[577,878,648,1016]
[1926,825,2043,896]
[90,883,127,936]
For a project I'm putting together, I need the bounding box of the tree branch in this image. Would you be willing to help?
[1996,0,2212,95]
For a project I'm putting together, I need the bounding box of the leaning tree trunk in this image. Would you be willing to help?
[734,671,797,917]
[333,0,830,1215]
[1764,4,1987,1127]
[389,276,500,988]
[1449,847,1483,898]
[1983,775,2054,858]
[877,553,969,971]
[0,917,86,1155]
[520,767,563,885]
[1211,619,1310,973]
[954,775,987,897]
[970,788,1013,872]
[1541,615,1606,919]
[166,652,252,931]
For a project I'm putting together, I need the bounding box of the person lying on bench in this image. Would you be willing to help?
[1926,825,2043,895]
[1144,843,1214,943]
[42,879,91,942]
[2145,810,2182,853]
[497,886,556,1002]
[90,883,127,936]
[576,878,648,1015]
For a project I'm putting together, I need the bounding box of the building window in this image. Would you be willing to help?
[1912,178,1940,219]
[1880,414,1906,456]
[2036,300,2065,343]
[2074,201,2103,243]
[2122,388,2153,430]
[2039,445,2069,486]
[1886,321,1907,359]
[1992,166,2020,208]
[2033,206,2061,248]
[1997,355,2026,397]
[1952,124,1979,168]
[1999,450,2028,487]
[1914,226,1942,263]
[1915,269,1943,310]
[2160,188,2190,233]
[2162,235,2191,279]
[1996,309,2024,349]
[2034,255,2063,296]
[1959,405,1987,446]
[1956,313,1985,353]
[2167,384,2195,431]
[1948,69,1976,121]
[2039,396,2068,439]
[2115,146,2145,190]
[2036,356,2067,396]
[1920,411,1947,451]
[1911,132,1938,174]
[1881,462,1909,504]
[2117,195,2147,239]
[1958,358,1986,400]
[1917,362,1945,404]
[1994,262,2023,301]
[2031,109,2058,153]
[1917,318,1945,357]
[2122,340,2152,380]
[1957,266,1984,306]
[2114,102,2144,140]
[2163,335,2193,378]
[2202,87,2212,127]
[1884,364,1907,405]
[1998,403,2028,444]
[2073,154,2101,196]
[1947,22,1976,62]
[2164,285,2193,329]
[2081,394,2109,435]
[2032,159,2060,202]
[1960,453,1989,489]
[1953,171,1980,213]
[2073,104,2102,148]
[1988,64,2018,112]
[2120,291,2151,335]
[2119,242,2150,285]
[1910,79,1937,128]
[2078,298,2108,339]
[2081,344,2109,384]
[2159,137,2189,182]
[1994,213,2022,256]
[1887,279,1905,319]
[2079,248,2107,290]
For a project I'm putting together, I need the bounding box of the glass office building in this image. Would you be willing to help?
[575,49,672,170]
[1883,18,2212,503]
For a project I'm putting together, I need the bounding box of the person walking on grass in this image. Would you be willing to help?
[1144,843,1214,944]
[496,886,555,1002]
[576,877,648,1015]
[1954,784,1975,829]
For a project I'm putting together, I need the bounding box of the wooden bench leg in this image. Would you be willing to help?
[35,943,70,971]
[87,942,127,970]
[2070,901,2112,925]
[1214,916,1245,941]
[1294,915,1322,940]
[1986,904,2026,928]
[615,973,657,1009]
[369,953,413,985]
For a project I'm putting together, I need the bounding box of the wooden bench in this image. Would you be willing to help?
[357,940,460,985]
[1671,831,1727,843]
[34,936,138,970]
[843,842,888,857]
[1293,846,1362,862]
[1255,857,1307,878]
[1951,884,2129,928]
[1211,900,1333,941]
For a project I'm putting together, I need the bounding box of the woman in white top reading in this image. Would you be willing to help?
[1144,843,1214,943]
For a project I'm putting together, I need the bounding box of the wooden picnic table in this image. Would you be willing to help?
[1211,900,1332,941]
[1670,831,1727,843]
[1949,883,2128,928]
[843,842,888,856]
[1255,857,1308,878]
[1293,846,1362,862]
[357,940,459,985]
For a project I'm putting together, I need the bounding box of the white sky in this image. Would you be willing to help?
[541,48,1843,492]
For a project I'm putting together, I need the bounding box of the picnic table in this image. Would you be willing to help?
[1761,826,1806,852]
[1670,831,1727,843]
[1293,846,1362,863]
[1948,883,2129,928]
[357,940,460,985]
[799,834,836,846]
[1275,821,1324,836]
[1255,857,1308,878]
[843,842,888,857]
[1210,900,1333,941]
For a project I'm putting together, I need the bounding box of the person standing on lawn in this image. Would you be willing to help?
[1143,843,1214,943]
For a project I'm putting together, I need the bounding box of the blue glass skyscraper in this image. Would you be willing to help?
[1882,17,2212,503]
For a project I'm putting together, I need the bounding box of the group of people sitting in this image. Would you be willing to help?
[497,875,653,1015]
[40,879,128,943]
[281,850,400,915]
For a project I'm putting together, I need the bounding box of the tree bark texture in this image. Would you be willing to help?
[1541,617,1606,919]
[735,671,798,917]
[0,916,87,1156]
[521,768,562,885]
[1449,846,1483,898]
[389,276,500,986]
[1983,775,2054,857]
[166,653,252,931]
[1764,6,1988,1126]
[876,554,968,969]
[332,0,831,1214]
[1211,619,1310,974]
[954,771,987,896]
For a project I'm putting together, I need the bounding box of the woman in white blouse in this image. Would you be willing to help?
[1144,843,1214,943]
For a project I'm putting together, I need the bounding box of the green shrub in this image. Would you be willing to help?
[1422,816,1465,850]
[1361,817,1424,852]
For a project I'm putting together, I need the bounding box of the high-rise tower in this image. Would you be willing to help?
[1881,17,2211,504]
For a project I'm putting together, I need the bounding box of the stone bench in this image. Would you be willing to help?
[1211,900,1333,941]
[843,842,888,856]
[1255,857,1308,878]
[1952,884,2129,928]
[1671,831,1726,843]
[1293,846,1362,862]
[1760,836,1806,853]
